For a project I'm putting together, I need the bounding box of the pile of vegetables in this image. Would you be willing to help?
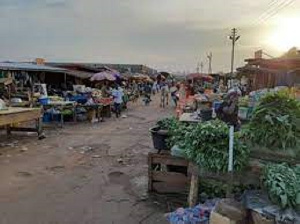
[238,96,249,107]
[156,117,179,131]
[168,119,250,172]
[245,91,300,151]
[263,163,300,209]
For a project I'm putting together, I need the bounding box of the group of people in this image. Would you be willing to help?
[96,78,241,131]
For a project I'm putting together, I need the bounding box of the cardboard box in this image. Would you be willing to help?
[210,210,237,224]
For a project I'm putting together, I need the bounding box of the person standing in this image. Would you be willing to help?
[111,84,124,118]
[101,82,110,98]
[216,91,241,130]
[160,82,169,108]
[170,83,178,107]
[143,82,152,105]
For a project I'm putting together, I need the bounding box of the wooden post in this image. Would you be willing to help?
[188,174,199,207]
[37,117,43,138]
[148,153,153,192]
[6,125,11,136]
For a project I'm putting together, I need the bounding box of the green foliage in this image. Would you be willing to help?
[263,164,300,209]
[168,119,250,172]
[245,91,300,151]
[156,117,179,131]
[198,180,259,203]
[238,96,249,107]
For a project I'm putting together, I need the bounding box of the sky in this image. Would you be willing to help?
[0,0,299,73]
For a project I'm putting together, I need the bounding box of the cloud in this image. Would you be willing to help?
[0,0,298,72]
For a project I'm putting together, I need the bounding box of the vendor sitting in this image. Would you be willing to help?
[216,90,241,130]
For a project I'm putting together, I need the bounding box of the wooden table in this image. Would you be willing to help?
[43,101,76,127]
[179,113,201,123]
[0,107,42,137]
[76,104,104,122]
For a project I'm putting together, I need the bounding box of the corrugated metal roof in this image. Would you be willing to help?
[0,62,66,72]
[66,70,94,79]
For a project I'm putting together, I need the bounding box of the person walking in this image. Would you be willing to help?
[111,84,124,118]
[170,83,178,107]
[160,82,169,108]
[143,82,152,106]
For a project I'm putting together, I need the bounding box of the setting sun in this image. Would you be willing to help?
[267,17,300,52]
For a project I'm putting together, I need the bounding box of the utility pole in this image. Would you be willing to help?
[196,62,200,73]
[207,52,212,74]
[200,62,204,74]
[229,28,240,87]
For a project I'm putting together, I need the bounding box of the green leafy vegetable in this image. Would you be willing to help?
[168,119,250,172]
[263,163,300,209]
[244,91,300,151]
[156,117,179,131]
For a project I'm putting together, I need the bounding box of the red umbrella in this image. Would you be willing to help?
[90,71,116,81]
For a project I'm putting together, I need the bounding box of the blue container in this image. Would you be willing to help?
[69,95,87,104]
[42,113,51,123]
[213,101,222,110]
[39,98,49,105]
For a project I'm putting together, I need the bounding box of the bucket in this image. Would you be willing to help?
[201,108,213,121]
[149,126,169,151]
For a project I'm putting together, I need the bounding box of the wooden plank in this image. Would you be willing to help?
[0,107,40,115]
[0,110,41,126]
[152,171,189,184]
[188,174,199,207]
[9,127,38,133]
[148,152,153,192]
[188,163,259,185]
[150,153,189,167]
[250,149,300,164]
[152,182,188,193]
[152,157,188,167]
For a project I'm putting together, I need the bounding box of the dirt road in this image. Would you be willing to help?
[0,95,173,224]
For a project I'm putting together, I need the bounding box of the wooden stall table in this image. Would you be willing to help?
[43,101,76,128]
[179,113,201,123]
[0,107,43,138]
[187,163,260,207]
[76,104,104,122]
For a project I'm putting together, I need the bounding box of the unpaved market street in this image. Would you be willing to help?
[0,96,172,224]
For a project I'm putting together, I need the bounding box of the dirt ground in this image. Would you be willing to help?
[0,95,175,224]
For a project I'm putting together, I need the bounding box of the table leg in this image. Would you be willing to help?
[60,113,64,128]
[6,125,11,136]
[73,106,77,122]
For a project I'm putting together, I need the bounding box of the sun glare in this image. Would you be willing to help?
[267,17,300,52]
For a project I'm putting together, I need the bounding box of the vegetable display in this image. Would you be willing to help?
[263,164,300,209]
[168,119,250,172]
[245,91,300,151]
[238,96,249,107]
[156,117,179,131]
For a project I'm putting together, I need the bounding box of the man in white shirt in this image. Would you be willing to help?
[111,84,124,118]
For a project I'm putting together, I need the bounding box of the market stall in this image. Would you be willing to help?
[0,107,42,138]
[149,89,300,224]
[43,100,76,127]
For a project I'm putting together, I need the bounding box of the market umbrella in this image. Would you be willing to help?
[90,71,116,81]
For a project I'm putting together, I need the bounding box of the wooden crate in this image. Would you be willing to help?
[148,152,190,193]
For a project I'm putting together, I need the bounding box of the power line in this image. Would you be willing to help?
[256,0,295,24]
[252,0,295,25]
[259,0,295,24]
[256,0,284,22]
